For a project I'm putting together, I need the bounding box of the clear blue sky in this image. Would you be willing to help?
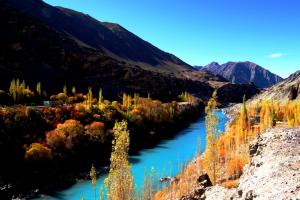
[44,0,300,78]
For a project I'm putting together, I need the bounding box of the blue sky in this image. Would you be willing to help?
[44,0,300,78]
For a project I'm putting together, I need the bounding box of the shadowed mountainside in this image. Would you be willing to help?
[0,0,260,103]
[5,0,224,82]
[0,0,217,101]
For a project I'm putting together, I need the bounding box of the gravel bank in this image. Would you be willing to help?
[183,127,300,200]
[230,128,300,200]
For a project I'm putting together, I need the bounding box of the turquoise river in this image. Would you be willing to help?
[36,111,228,200]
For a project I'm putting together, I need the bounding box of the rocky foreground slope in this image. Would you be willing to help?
[255,70,300,101]
[182,127,300,200]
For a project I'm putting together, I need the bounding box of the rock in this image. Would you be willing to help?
[232,128,300,200]
[197,173,212,187]
[180,186,206,200]
[159,176,178,183]
[249,142,258,156]
[237,189,243,197]
[288,84,299,100]
[245,190,254,200]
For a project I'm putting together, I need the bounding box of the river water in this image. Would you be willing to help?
[36,111,228,200]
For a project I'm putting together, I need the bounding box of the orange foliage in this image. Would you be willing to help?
[46,129,67,151]
[226,157,247,179]
[25,143,52,161]
[221,180,239,189]
[155,99,300,199]
[85,121,105,143]
[46,119,85,150]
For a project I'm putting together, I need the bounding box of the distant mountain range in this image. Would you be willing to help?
[197,61,283,88]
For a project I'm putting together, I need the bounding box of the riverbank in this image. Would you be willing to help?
[0,101,206,199]
[33,111,229,200]
[176,101,300,200]
[182,127,300,200]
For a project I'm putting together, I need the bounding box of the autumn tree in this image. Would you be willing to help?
[85,121,105,143]
[46,119,85,151]
[84,87,93,110]
[98,88,104,110]
[239,95,249,143]
[90,164,97,200]
[72,86,76,95]
[122,93,132,112]
[9,78,34,102]
[133,93,140,108]
[36,82,42,96]
[25,143,53,161]
[203,91,219,184]
[63,84,67,95]
[105,120,135,200]
[141,167,155,200]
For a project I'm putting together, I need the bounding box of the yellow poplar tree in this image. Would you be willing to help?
[105,120,135,200]
[36,82,42,96]
[203,91,219,184]
[239,95,249,143]
[90,164,97,200]
[98,88,104,110]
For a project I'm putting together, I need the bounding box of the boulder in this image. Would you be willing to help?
[197,173,212,187]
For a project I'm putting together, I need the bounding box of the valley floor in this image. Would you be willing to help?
[185,127,300,200]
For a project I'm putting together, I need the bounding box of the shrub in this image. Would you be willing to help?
[52,119,85,150]
[46,129,67,152]
[25,143,52,161]
[85,121,105,143]
[226,157,247,180]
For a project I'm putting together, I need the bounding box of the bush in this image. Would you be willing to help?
[46,129,67,152]
[85,121,105,143]
[226,157,247,179]
[25,143,52,161]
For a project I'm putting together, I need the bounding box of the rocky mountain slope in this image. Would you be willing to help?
[216,83,260,104]
[182,127,300,200]
[0,0,220,101]
[254,70,300,101]
[0,0,262,103]
[203,61,283,88]
[5,0,223,82]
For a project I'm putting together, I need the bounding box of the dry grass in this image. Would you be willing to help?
[221,180,239,189]
[153,99,300,199]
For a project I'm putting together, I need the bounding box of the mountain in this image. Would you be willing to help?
[0,0,218,101]
[217,83,260,104]
[4,0,223,82]
[254,70,300,101]
[193,66,204,71]
[0,0,260,103]
[203,61,283,88]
